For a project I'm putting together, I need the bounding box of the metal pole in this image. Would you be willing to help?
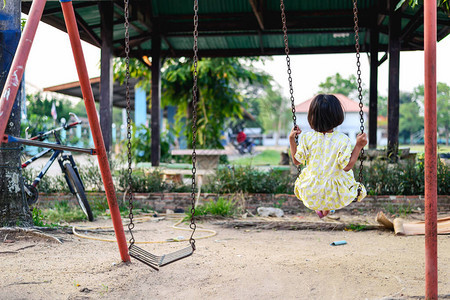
[60,0,130,262]
[424,0,438,298]
[0,0,47,142]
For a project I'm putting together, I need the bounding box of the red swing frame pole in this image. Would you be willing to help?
[0,0,47,142]
[424,0,438,298]
[60,0,130,262]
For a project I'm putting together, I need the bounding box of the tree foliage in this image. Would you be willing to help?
[318,72,368,104]
[163,57,271,148]
[114,57,271,149]
[396,0,450,16]
[413,82,450,145]
[256,85,291,143]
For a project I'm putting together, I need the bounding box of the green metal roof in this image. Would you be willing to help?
[21,0,450,59]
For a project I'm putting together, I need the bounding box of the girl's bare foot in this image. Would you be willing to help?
[322,210,330,217]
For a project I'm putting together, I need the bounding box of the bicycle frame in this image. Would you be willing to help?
[20,113,88,191]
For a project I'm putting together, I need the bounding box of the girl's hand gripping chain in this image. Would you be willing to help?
[289,126,302,141]
[289,126,302,165]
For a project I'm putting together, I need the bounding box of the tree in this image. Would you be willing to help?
[256,85,291,145]
[318,72,368,104]
[114,57,271,149]
[436,83,450,145]
[413,82,450,145]
[399,101,424,144]
[163,57,271,148]
[377,95,388,117]
[0,1,32,226]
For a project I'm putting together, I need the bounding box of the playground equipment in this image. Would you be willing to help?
[125,0,198,270]
[280,0,366,200]
[0,0,130,263]
[0,0,439,297]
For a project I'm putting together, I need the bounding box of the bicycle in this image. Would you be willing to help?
[20,113,94,221]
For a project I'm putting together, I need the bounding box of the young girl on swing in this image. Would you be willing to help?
[289,94,367,218]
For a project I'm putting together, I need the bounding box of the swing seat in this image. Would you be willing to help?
[128,244,194,271]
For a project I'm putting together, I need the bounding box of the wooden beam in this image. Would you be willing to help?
[151,34,162,167]
[248,0,264,30]
[387,0,401,160]
[152,11,372,33]
[369,27,379,149]
[400,6,424,41]
[377,52,388,66]
[126,44,390,59]
[99,2,114,154]
[74,10,102,48]
[162,35,177,57]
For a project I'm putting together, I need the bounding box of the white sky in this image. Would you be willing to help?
[24,19,450,104]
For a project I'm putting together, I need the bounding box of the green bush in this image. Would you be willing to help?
[203,166,295,194]
[21,167,68,194]
[361,158,448,195]
[187,197,237,219]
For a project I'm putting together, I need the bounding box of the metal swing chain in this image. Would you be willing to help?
[124,0,135,246]
[353,0,365,186]
[280,0,301,175]
[280,0,297,139]
[189,0,199,251]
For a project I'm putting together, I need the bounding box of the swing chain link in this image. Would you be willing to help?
[280,0,296,136]
[280,0,301,175]
[189,0,199,251]
[353,0,365,186]
[124,0,135,246]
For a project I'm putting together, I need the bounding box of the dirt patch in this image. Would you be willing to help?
[1,212,449,300]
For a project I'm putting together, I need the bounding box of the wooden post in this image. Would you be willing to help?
[369,27,379,149]
[387,0,401,160]
[424,0,438,297]
[151,35,162,166]
[99,2,114,154]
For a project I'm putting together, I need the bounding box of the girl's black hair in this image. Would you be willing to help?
[307,94,345,132]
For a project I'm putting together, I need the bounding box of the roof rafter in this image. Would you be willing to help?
[248,0,265,30]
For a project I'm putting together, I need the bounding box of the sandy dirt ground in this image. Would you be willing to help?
[1,212,450,300]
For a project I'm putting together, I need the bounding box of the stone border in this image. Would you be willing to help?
[36,192,450,214]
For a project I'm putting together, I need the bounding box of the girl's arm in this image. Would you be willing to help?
[289,126,302,166]
[343,133,367,172]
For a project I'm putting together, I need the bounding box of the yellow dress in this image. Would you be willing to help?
[294,131,367,211]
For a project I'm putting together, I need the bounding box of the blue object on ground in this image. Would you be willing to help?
[330,240,347,246]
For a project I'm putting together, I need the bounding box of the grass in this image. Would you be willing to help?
[186,197,238,220]
[229,150,282,166]
[399,144,450,153]
[35,195,155,224]
[384,203,414,216]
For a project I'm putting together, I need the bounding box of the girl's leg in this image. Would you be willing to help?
[315,210,331,218]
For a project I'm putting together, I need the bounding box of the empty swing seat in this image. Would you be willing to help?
[128,244,194,271]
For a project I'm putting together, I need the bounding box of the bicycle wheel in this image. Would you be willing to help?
[64,163,94,221]
[25,184,39,206]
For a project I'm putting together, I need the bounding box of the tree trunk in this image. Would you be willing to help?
[0,1,32,227]
[410,131,414,145]
[446,129,449,146]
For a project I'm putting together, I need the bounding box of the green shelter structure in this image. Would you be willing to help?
[21,0,450,165]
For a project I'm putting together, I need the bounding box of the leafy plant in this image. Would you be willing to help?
[346,224,368,231]
[32,207,45,227]
[204,166,294,194]
[384,203,413,216]
[186,197,237,220]
[42,200,86,223]
[396,0,450,16]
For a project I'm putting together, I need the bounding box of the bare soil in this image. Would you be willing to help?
[1,212,450,300]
